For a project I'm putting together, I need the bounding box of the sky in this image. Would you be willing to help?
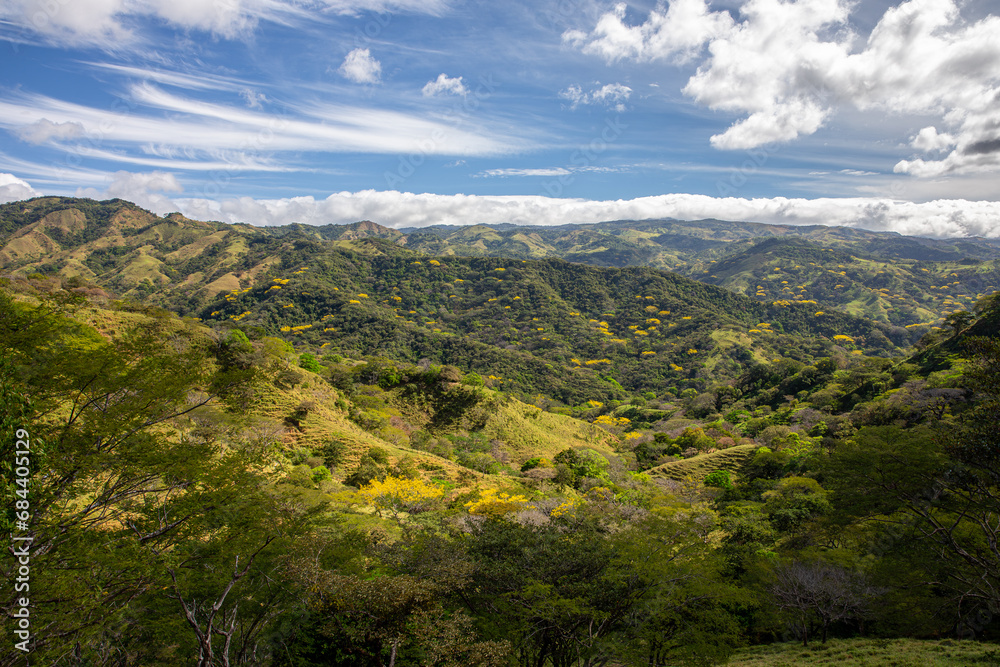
[1,0,1000,237]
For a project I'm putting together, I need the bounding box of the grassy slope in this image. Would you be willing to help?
[139,295,626,480]
[728,638,1000,667]
[646,444,759,481]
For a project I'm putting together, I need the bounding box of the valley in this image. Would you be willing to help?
[2,196,999,666]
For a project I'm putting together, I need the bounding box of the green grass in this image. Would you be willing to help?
[728,638,1000,666]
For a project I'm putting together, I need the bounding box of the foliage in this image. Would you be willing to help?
[359,475,444,516]
[463,488,530,517]
[704,469,733,489]
[6,199,1000,663]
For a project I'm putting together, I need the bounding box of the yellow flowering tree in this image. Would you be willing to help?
[359,475,444,517]
[465,488,530,517]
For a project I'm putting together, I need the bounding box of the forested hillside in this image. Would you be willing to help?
[3,197,1000,666]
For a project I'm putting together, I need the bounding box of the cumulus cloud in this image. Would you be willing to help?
[14,118,86,144]
[422,74,468,97]
[911,126,956,153]
[559,83,632,111]
[0,173,41,203]
[338,48,382,84]
[163,189,1000,238]
[76,170,183,214]
[567,0,1000,175]
[563,0,732,64]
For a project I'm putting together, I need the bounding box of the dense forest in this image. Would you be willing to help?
[3,197,1000,666]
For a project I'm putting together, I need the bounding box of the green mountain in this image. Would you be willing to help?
[5,195,1000,665]
[4,196,997,337]
[690,236,1000,329]
[0,197,916,405]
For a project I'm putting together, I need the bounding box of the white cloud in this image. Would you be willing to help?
[317,0,450,16]
[165,189,1000,238]
[76,170,183,214]
[477,165,626,178]
[559,83,632,111]
[567,0,1000,176]
[0,173,41,203]
[14,118,86,144]
[563,0,732,64]
[0,85,522,161]
[911,126,955,153]
[240,89,268,109]
[479,168,573,177]
[839,169,878,176]
[0,0,449,47]
[0,0,130,46]
[422,74,468,97]
[338,48,382,84]
[558,85,585,108]
[83,63,252,92]
[7,162,997,239]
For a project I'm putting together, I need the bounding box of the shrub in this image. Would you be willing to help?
[286,464,314,487]
[462,372,485,387]
[520,456,553,472]
[299,352,323,373]
[315,440,347,469]
[289,447,312,465]
[704,470,733,489]
[456,451,502,475]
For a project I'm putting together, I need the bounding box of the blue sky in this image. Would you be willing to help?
[2,0,1000,236]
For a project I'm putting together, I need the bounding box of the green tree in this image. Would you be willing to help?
[0,291,312,664]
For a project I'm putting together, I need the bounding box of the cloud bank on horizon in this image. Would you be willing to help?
[2,171,997,240]
[1,0,1000,237]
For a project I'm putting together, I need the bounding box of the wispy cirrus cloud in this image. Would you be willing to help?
[476,165,627,178]
[0,0,450,48]
[81,62,255,92]
[0,82,525,174]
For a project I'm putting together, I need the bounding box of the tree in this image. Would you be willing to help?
[769,561,883,645]
[461,503,737,667]
[944,311,974,337]
[0,291,310,665]
[359,475,444,517]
